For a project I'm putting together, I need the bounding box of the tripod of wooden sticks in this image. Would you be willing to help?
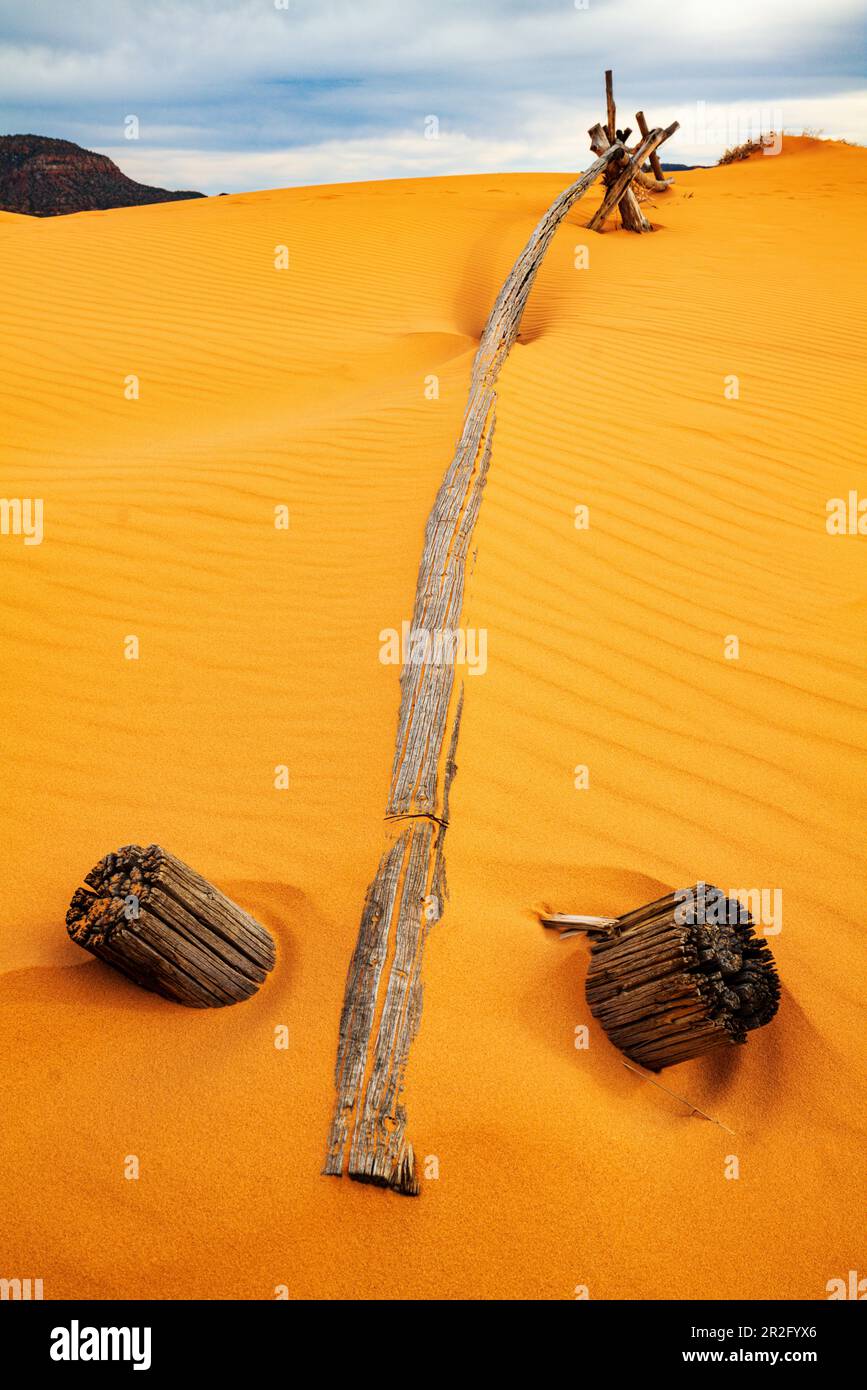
[586,69,678,232]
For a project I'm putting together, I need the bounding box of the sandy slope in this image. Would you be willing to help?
[0,138,864,1299]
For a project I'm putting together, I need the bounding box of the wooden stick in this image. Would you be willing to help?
[636,110,667,182]
[323,145,624,1195]
[586,122,679,232]
[605,69,616,144]
[66,844,276,1006]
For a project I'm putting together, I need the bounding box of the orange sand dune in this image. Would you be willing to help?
[0,137,864,1299]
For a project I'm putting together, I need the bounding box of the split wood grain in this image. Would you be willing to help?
[324,144,623,1195]
[66,844,275,1006]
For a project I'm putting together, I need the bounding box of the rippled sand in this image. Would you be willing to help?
[0,136,864,1298]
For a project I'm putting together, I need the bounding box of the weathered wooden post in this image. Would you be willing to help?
[605,68,617,144]
[66,844,276,1006]
[542,885,780,1071]
[636,110,669,184]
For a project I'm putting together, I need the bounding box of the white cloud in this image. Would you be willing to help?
[1,0,864,100]
[107,90,867,195]
[1,0,864,189]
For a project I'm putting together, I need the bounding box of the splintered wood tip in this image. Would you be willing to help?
[538,912,617,937]
[390,1143,420,1198]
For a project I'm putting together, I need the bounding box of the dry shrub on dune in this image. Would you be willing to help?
[718,134,777,164]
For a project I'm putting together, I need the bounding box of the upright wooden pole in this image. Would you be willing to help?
[636,110,667,183]
[605,69,617,143]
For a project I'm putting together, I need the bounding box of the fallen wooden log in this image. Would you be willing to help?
[586,121,679,232]
[544,885,780,1071]
[324,143,624,1196]
[66,844,276,1006]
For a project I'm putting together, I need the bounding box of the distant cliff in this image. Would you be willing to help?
[0,135,204,216]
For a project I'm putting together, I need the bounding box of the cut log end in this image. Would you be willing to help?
[584,886,780,1071]
[66,844,276,1008]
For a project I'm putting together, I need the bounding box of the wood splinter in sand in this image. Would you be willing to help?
[542,885,780,1071]
[323,141,626,1197]
[66,844,276,1006]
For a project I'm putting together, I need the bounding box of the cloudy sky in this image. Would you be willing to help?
[1,0,864,192]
